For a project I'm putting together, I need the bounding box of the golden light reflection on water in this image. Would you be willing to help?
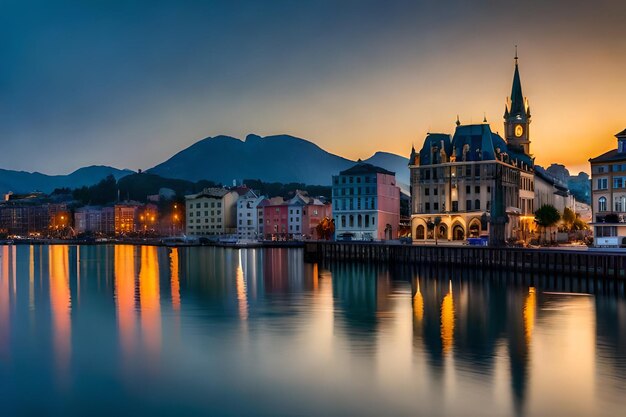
[0,246,10,359]
[524,287,536,346]
[169,248,180,312]
[413,281,424,324]
[236,250,248,321]
[115,245,137,358]
[441,280,455,355]
[49,245,71,379]
[139,246,161,357]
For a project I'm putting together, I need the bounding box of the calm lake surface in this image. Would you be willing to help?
[0,245,624,416]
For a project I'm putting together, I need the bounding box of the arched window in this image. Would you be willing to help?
[365,215,370,228]
[341,216,346,228]
[452,225,465,241]
[349,215,354,227]
[416,225,425,239]
[599,197,607,212]
[357,214,362,228]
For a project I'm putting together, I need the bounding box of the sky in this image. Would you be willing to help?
[1,0,625,175]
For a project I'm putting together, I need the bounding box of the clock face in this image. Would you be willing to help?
[515,125,524,137]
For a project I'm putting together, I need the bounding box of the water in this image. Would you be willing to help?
[0,245,624,416]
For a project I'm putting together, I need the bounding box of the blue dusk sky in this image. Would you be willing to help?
[1,0,625,174]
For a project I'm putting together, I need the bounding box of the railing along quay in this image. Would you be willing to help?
[303,242,626,279]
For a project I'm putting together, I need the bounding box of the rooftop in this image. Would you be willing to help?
[339,162,395,176]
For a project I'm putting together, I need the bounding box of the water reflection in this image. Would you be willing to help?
[48,245,71,381]
[0,245,624,417]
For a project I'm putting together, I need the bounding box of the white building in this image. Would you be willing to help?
[185,188,239,237]
[236,190,267,240]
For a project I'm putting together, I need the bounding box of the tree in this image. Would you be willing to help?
[562,207,576,231]
[534,204,561,243]
[315,217,335,240]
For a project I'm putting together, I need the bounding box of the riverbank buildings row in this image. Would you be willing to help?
[589,128,626,242]
[409,55,574,244]
[185,187,331,240]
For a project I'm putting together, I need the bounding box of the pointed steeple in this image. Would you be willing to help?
[456,115,461,126]
[509,47,526,118]
[408,144,417,166]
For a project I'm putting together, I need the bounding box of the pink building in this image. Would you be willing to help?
[332,163,400,240]
[263,198,289,240]
[262,192,332,240]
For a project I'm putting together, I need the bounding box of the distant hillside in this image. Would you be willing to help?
[0,165,133,194]
[148,134,410,186]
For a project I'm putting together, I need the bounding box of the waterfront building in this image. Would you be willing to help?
[0,205,50,236]
[409,54,575,244]
[74,206,104,234]
[409,125,532,243]
[263,197,289,240]
[261,192,331,240]
[185,188,239,236]
[589,128,626,241]
[332,162,401,240]
[236,189,268,240]
[115,203,140,234]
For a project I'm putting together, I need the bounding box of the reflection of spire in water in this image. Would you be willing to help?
[115,245,137,357]
[139,246,161,357]
[169,248,180,311]
[523,287,536,346]
[49,245,71,379]
[441,280,455,354]
[413,281,424,323]
[236,250,249,320]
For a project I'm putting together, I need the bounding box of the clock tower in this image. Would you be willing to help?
[504,50,531,155]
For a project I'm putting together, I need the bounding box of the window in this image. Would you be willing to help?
[614,177,624,189]
[487,186,491,193]
[434,188,438,196]
[466,185,471,194]
[433,202,439,211]
[425,202,430,212]
[466,200,472,211]
[475,199,480,210]
[452,201,458,212]
[425,188,430,196]
[599,197,607,212]
[597,178,608,190]
[475,186,480,194]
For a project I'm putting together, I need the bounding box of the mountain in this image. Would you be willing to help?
[148,134,410,186]
[0,165,133,195]
[362,151,410,184]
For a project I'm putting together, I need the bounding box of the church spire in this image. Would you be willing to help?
[509,47,526,118]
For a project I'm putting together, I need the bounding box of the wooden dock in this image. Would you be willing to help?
[304,242,626,279]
